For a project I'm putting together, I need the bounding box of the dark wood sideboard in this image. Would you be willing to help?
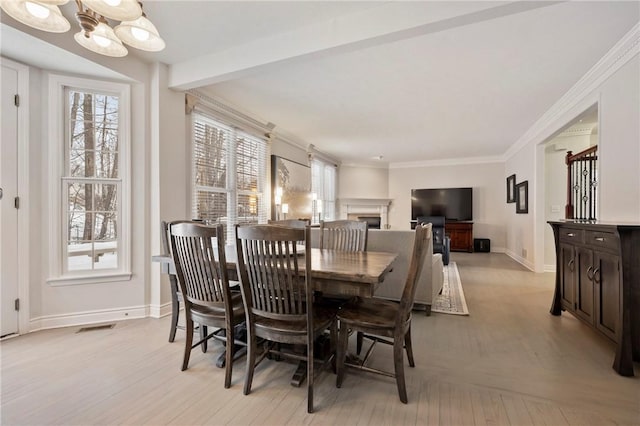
[446,221,473,252]
[548,221,640,376]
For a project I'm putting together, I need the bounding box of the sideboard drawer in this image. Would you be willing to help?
[559,228,584,243]
[585,231,619,252]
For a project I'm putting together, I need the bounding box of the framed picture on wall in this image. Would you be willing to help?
[506,174,516,203]
[271,155,312,221]
[516,180,528,214]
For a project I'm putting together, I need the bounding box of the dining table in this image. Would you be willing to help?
[153,246,398,299]
[152,246,398,385]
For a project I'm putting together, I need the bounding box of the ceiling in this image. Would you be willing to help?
[1,1,638,167]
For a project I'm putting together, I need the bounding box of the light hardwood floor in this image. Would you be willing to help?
[2,253,639,425]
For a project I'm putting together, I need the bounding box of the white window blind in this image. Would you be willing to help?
[192,112,268,242]
[311,157,337,224]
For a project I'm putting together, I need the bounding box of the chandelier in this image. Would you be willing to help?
[1,0,165,57]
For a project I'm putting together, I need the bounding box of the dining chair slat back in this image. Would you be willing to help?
[235,224,336,413]
[319,220,368,252]
[335,223,432,404]
[267,219,310,229]
[169,221,245,388]
[162,220,182,343]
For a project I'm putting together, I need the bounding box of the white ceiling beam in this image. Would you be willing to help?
[168,1,560,90]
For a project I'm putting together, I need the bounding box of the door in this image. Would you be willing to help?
[559,242,575,311]
[594,251,620,341]
[1,63,20,337]
[575,246,595,325]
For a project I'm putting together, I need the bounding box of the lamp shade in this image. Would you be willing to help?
[114,15,165,51]
[81,0,141,21]
[1,0,70,33]
[74,21,127,57]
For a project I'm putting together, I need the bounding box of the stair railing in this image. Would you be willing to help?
[565,145,598,220]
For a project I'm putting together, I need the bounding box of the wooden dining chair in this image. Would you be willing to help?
[268,219,310,228]
[319,220,368,252]
[335,223,432,404]
[235,224,337,413]
[169,221,245,388]
[162,220,209,351]
[161,220,183,343]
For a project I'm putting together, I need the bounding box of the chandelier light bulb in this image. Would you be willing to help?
[0,0,70,33]
[25,1,50,19]
[131,26,149,41]
[93,34,111,47]
[3,0,165,57]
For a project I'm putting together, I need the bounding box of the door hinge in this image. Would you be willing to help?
[15,298,20,311]
[14,94,20,107]
[14,196,20,209]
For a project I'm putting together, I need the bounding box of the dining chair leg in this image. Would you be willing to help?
[182,319,194,371]
[336,323,349,388]
[356,331,364,355]
[168,275,180,343]
[404,326,415,367]
[224,324,234,389]
[243,331,256,395]
[393,338,408,404]
[330,322,338,373]
[200,325,208,353]
[307,343,314,413]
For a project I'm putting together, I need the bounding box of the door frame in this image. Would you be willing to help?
[1,57,30,335]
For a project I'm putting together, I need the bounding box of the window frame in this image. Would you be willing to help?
[190,111,268,243]
[47,74,131,286]
[311,156,337,224]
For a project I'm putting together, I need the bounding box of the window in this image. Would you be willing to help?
[311,157,337,224]
[48,75,131,285]
[191,112,268,242]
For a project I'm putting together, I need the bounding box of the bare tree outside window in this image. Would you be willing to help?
[66,89,120,271]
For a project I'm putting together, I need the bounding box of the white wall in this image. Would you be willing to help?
[598,57,640,221]
[506,52,640,272]
[5,50,154,329]
[388,162,507,251]
[338,165,389,199]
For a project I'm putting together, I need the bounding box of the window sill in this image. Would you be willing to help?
[47,272,133,287]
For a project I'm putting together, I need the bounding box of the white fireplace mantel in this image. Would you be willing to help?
[339,198,392,229]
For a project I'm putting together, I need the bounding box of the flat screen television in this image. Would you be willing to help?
[411,187,473,221]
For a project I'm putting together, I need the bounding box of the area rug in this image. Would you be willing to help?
[431,261,469,316]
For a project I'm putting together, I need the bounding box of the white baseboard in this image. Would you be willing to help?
[544,264,556,273]
[505,250,535,271]
[149,301,173,319]
[29,305,147,332]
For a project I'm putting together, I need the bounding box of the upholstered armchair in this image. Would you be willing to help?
[417,216,450,265]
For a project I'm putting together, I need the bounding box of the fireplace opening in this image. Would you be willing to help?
[357,216,381,230]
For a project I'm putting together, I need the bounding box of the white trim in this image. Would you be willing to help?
[47,272,132,286]
[544,264,557,273]
[1,57,31,335]
[504,22,640,161]
[390,155,504,169]
[29,305,147,332]
[307,144,340,166]
[504,249,535,272]
[148,301,173,319]
[341,162,389,169]
[47,73,132,283]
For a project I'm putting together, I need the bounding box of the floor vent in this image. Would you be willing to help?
[76,324,115,333]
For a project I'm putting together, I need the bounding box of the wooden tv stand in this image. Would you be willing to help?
[446,221,473,252]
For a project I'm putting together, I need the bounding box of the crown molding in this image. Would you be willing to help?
[340,162,389,169]
[389,155,503,169]
[557,126,596,138]
[503,22,640,161]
